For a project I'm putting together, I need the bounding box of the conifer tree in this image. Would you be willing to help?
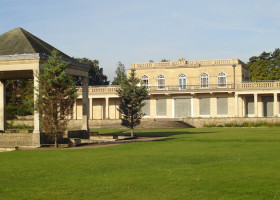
[35,50,77,147]
[117,69,148,137]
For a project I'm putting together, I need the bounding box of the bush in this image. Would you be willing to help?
[6,105,17,117]
[16,106,32,116]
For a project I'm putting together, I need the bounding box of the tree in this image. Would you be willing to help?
[117,69,148,137]
[161,59,170,62]
[74,58,109,86]
[112,61,126,85]
[6,79,34,116]
[247,48,280,81]
[35,50,77,147]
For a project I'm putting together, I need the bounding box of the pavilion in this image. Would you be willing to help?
[0,27,89,147]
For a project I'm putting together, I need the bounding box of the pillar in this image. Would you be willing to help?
[105,97,109,119]
[73,101,77,120]
[89,98,93,120]
[254,93,258,117]
[235,93,239,117]
[210,95,217,117]
[81,77,89,131]
[0,80,6,132]
[274,93,279,117]
[33,70,40,133]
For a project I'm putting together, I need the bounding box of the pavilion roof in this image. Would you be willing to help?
[0,27,73,60]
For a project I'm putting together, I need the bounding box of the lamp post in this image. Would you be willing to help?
[232,64,236,89]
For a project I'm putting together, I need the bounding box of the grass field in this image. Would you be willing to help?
[1,128,280,200]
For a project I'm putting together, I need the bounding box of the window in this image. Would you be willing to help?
[178,74,187,90]
[218,72,227,88]
[199,98,210,115]
[156,99,167,116]
[246,96,254,115]
[142,99,150,116]
[157,74,165,90]
[217,97,228,115]
[200,73,209,88]
[141,75,149,88]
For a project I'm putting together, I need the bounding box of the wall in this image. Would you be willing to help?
[0,132,40,147]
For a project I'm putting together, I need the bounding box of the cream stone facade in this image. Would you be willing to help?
[75,58,280,120]
[0,54,89,147]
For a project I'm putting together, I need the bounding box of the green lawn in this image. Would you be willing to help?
[1,128,280,200]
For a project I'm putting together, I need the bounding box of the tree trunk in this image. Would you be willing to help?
[130,128,134,138]
[54,134,58,148]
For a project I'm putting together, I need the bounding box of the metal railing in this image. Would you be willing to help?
[147,84,234,92]
[77,81,280,94]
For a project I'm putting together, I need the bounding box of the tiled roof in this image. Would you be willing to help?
[0,27,72,60]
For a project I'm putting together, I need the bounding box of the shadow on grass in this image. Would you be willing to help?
[98,129,217,137]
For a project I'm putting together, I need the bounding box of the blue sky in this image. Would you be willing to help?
[1,0,280,82]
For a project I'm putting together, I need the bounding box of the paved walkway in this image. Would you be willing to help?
[9,137,168,151]
[71,137,167,149]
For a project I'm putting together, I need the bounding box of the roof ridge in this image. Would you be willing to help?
[20,28,53,55]
[17,27,36,53]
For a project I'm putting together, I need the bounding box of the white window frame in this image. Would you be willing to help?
[141,75,149,88]
[217,72,227,88]
[178,74,187,90]
[200,73,209,88]
[157,74,166,90]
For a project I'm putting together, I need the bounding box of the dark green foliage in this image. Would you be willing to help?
[247,48,280,80]
[112,61,126,85]
[35,50,77,147]
[74,58,109,86]
[6,79,34,116]
[117,69,148,137]
[161,59,170,62]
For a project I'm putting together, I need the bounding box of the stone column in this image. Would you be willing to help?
[89,98,93,120]
[33,70,40,133]
[32,70,41,147]
[235,93,239,117]
[73,101,77,120]
[81,77,89,131]
[254,93,258,117]
[105,97,109,119]
[273,93,279,117]
[210,95,217,117]
[0,80,6,132]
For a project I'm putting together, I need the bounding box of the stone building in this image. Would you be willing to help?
[74,58,280,126]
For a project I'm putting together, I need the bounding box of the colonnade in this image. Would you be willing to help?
[235,92,279,117]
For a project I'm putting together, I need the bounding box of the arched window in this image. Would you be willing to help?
[157,74,165,90]
[200,73,209,88]
[178,74,187,90]
[141,75,149,87]
[218,72,226,87]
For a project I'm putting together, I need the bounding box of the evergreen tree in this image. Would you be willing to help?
[74,58,109,86]
[117,69,148,137]
[112,61,126,85]
[35,50,77,147]
[247,48,280,81]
